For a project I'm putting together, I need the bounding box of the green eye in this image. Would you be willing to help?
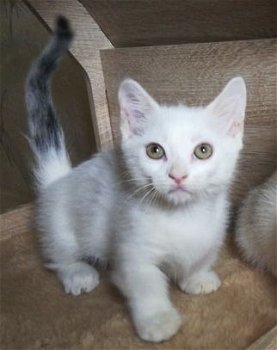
[194,143,213,160]
[146,143,165,159]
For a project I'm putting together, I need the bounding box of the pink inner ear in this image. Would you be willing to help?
[122,106,129,119]
[119,79,160,139]
[208,77,246,137]
[228,121,242,137]
[121,106,143,137]
[210,96,245,137]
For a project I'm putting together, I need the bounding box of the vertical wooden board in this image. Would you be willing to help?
[81,0,277,47]
[101,39,277,201]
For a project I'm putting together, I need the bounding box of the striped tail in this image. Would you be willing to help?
[25,16,73,190]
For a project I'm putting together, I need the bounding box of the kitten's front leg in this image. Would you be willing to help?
[113,261,182,342]
[179,270,221,295]
[178,251,221,295]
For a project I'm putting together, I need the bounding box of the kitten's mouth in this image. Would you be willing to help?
[168,186,191,195]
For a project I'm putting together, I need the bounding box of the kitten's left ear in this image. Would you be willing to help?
[207,77,247,137]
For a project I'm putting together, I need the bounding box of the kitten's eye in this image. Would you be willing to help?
[194,143,213,160]
[146,143,165,160]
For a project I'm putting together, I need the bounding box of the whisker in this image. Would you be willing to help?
[148,187,160,207]
[126,183,154,200]
[116,177,149,185]
[138,186,156,207]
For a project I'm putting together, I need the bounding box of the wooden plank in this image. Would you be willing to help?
[100,39,277,202]
[0,203,33,241]
[81,0,277,48]
[26,0,114,150]
[247,325,277,350]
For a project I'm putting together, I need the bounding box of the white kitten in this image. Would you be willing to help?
[25,18,247,342]
[236,171,277,277]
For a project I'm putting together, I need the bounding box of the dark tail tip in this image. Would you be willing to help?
[55,15,73,41]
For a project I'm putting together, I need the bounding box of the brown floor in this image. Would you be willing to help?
[1,206,276,350]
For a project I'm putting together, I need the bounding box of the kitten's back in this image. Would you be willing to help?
[236,171,277,276]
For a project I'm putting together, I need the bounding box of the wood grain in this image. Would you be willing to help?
[26,0,114,150]
[101,39,277,202]
[247,325,277,350]
[0,203,33,241]
[81,0,277,48]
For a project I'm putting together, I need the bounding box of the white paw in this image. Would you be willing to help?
[135,308,182,342]
[58,262,99,296]
[180,271,221,295]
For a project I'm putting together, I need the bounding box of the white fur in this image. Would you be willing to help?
[36,77,246,342]
[34,146,71,189]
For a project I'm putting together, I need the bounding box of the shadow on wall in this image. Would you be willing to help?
[0,0,97,214]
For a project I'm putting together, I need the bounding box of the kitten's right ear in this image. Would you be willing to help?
[118,79,159,139]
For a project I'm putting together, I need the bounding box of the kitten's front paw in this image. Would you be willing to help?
[135,308,182,342]
[180,271,221,295]
[58,262,99,296]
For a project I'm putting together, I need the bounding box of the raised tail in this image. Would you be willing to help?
[25,16,73,190]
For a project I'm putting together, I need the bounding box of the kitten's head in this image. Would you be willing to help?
[118,78,246,206]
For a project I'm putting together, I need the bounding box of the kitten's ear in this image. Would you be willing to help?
[207,77,247,137]
[118,79,159,139]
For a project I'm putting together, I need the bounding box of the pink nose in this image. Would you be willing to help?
[168,173,187,185]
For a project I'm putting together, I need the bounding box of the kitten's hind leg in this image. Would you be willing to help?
[50,261,99,296]
[41,219,100,296]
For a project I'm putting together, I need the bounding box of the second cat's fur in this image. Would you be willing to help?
[25,18,247,342]
[236,171,277,277]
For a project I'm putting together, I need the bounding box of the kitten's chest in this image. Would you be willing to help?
[134,198,226,259]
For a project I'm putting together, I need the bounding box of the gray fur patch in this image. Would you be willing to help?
[25,16,73,155]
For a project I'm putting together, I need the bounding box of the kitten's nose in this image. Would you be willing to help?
[168,172,187,185]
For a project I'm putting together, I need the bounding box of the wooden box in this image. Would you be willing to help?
[1,1,276,349]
